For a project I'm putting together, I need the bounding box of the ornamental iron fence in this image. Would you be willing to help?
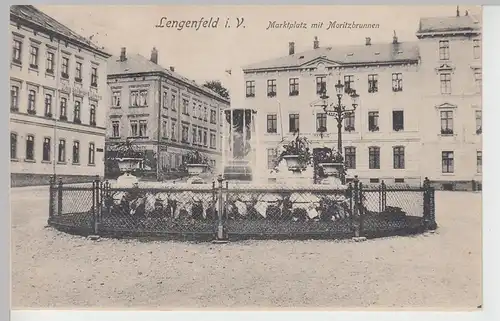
[47,176,437,241]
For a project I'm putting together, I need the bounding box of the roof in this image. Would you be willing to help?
[107,53,230,103]
[10,5,110,57]
[417,14,481,34]
[243,41,420,72]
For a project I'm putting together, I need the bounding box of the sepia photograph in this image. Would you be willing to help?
[9,4,482,310]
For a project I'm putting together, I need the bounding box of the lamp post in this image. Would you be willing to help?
[315,80,359,182]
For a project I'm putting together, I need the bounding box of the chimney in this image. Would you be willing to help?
[313,36,319,49]
[365,37,371,46]
[392,30,398,44]
[150,47,158,64]
[289,42,295,55]
[456,5,460,17]
[169,66,175,72]
[120,47,126,61]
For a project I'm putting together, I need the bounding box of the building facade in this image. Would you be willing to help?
[417,12,482,190]
[106,48,228,180]
[9,5,111,186]
[243,10,481,190]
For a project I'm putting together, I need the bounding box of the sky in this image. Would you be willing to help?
[37,4,481,102]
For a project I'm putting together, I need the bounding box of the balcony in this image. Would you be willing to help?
[44,112,53,119]
[368,126,379,132]
[267,91,276,98]
[246,93,255,98]
[289,90,299,97]
[59,115,68,121]
[73,118,82,124]
[61,72,69,79]
[29,64,38,70]
[27,109,36,115]
[74,77,82,83]
[46,68,54,75]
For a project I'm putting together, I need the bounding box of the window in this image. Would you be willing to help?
[392,73,403,92]
[316,77,326,95]
[12,39,22,63]
[192,128,197,144]
[368,74,378,93]
[130,90,148,107]
[473,39,481,59]
[72,141,80,164]
[29,45,39,68]
[368,111,379,131]
[345,147,356,169]
[439,40,450,60]
[393,146,405,169]
[139,120,148,137]
[316,113,327,132]
[344,112,355,131]
[440,73,451,94]
[43,137,51,162]
[112,121,120,137]
[28,90,36,114]
[344,75,354,93]
[171,94,176,110]
[181,125,189,142]
[203,131,208,146]
[74,101,81,123]
[289,113,299,133]
[210,133,216,148]
[210,110,216,124]
[91,67,98,86]
[10,85,19,111]
[10,133,17,159]
[75,61,82,81]
[246,80,255,97]
[477,151,482,173]
[392,110,404,131]
[203,106,208,122]
[369,147,380,169]
[44,94,53,117]
[89,104,96,126]
[163,92,168,109]
[58,139,66,163]
[112,91,121,107]
[267,148,278,169]
[442,151,454,173]
[171,121,177,140]
[474,70,482,91]
[60,97,67,119]
[26,135,34,161]
[267,79,277,97]
[289,78,299,96]
[61,57,69,78]
[46,52,54,73]
[130,120,138,137]
[88,143,95,165]
[198,129,202,144]
[440,111,453,135]
[475,110,482,134]
[267,114,277,133]
[162,120,168,138]
[183,99,189,114]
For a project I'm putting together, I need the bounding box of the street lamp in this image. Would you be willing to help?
[315,79,359,182]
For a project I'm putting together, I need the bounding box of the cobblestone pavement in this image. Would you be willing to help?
[11,187,481,309]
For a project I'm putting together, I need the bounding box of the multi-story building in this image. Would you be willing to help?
[9,5,111,186]
[417,11,482,190]
[106,47,228,180]
[242,9,481,190]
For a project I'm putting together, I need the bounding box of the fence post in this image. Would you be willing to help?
[359,181,364,237]
[57,178,63,216]
[213,175,229,243]
[352,175,360,238]
[423,177,437,230]
[381,180,387,212]
[48,176,55,221]
[91,177,101,235]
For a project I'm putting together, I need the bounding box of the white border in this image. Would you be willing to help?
[5,1,499,321]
